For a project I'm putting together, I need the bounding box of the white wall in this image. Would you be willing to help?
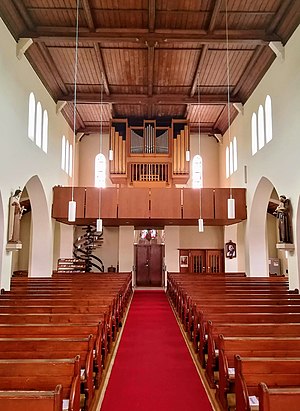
[0,19,73,288]
[219,25,300,287]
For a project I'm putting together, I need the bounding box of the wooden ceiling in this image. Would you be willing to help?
[1,0,299,136]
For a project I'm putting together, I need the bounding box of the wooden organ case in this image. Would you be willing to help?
[109,119,190,187]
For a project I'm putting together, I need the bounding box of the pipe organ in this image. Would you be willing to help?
[109,119,190,186]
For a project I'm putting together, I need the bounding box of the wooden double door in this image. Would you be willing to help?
[135,244,163,286]
[179,249,224,273]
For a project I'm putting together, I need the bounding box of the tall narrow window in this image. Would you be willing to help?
[35,102,42,148]
[229,141,233,175]
[42,110,48,153]
[192,155,203,188]
[258,105,265,150]
[95,153,106,188]
[61,136,66,170]
[69,144,73,177]
[65,140,69,173]
[265,95,272,143]
[233,136,238,172]
[225,147,230,178]
[251,113,258,155]
[28,92,35,140]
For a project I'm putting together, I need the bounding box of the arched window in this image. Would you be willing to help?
[192,155,203,188]
[28,92,35,140]
[69,144,73,177]
[61,136,66,170]
[225,146,230,178]
[65,140,69,173]
[233,136,238,172]
[258,104,265,150]
[95,153,106,188]
[35,102,42,148]
[229,141,233,175]
[42,110,48,153]
[265,95,272,143]
[251,113,258,155]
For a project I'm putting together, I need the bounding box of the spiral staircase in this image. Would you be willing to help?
[73,225,104,272]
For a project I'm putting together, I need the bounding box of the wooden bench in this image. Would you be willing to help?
[234,355,300,411]
[0,356,81,411]
[0,336,94,409]
[0,385,63,411]
[0,323,104,383]
[217,335,300,410]
[258,382,300,411]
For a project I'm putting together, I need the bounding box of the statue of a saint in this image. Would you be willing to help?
[273,195,292,243]
[8,189,26,244]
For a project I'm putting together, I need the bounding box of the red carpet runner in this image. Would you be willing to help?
[100,290,213,411]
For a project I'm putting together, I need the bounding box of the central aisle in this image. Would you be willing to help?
[100,290,213,411]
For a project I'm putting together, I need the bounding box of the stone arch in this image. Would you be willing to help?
[247,176,275,277]
[25,175,52,277]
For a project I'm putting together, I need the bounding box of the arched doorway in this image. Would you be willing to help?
[24,176,52,277]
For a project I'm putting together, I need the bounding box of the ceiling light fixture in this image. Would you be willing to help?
[68,0,80,222]
[225,0,235,220]
[197,75,204,232]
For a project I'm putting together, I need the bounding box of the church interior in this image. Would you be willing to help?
[0,1,300,410]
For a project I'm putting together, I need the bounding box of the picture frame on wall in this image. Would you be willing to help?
[225,240,236,259]
[180,255,189,267]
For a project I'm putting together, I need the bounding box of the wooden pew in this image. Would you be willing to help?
[0,385,63,411]
[258,382,300,411]
[234,355,300,411]
[0,323,104,384]
[217,335,300,410]
[0,356,81,411]
[0,336,94,409]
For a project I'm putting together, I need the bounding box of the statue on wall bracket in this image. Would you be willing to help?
[273,195,292,244]
[7,189,26,250]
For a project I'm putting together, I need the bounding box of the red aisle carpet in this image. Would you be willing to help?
[100,290,213,411]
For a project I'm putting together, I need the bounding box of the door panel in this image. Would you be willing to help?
[206,250,224,273]
[190,250,206,273]
[136,245,163,286]
[136,245,149,286]
[149,245,162,286]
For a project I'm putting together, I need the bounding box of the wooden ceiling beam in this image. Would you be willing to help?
[82,0,95,31]
[12,0,35,30]
[94,44,110,95]
[64,93,241,105]
[208,0,222,32]
[190,45,208,97]
[231,45,265,97]
[24,29,280,45]
[267,0,298,34]
[148,0,156,32]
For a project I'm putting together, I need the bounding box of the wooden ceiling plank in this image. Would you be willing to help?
[82,0,95,31]
[36,43,68,96]
[11,0,35,31]
[148,0,156,32]
[147,45,155,96]
[190,44,208,97]
[94,43,110,95]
